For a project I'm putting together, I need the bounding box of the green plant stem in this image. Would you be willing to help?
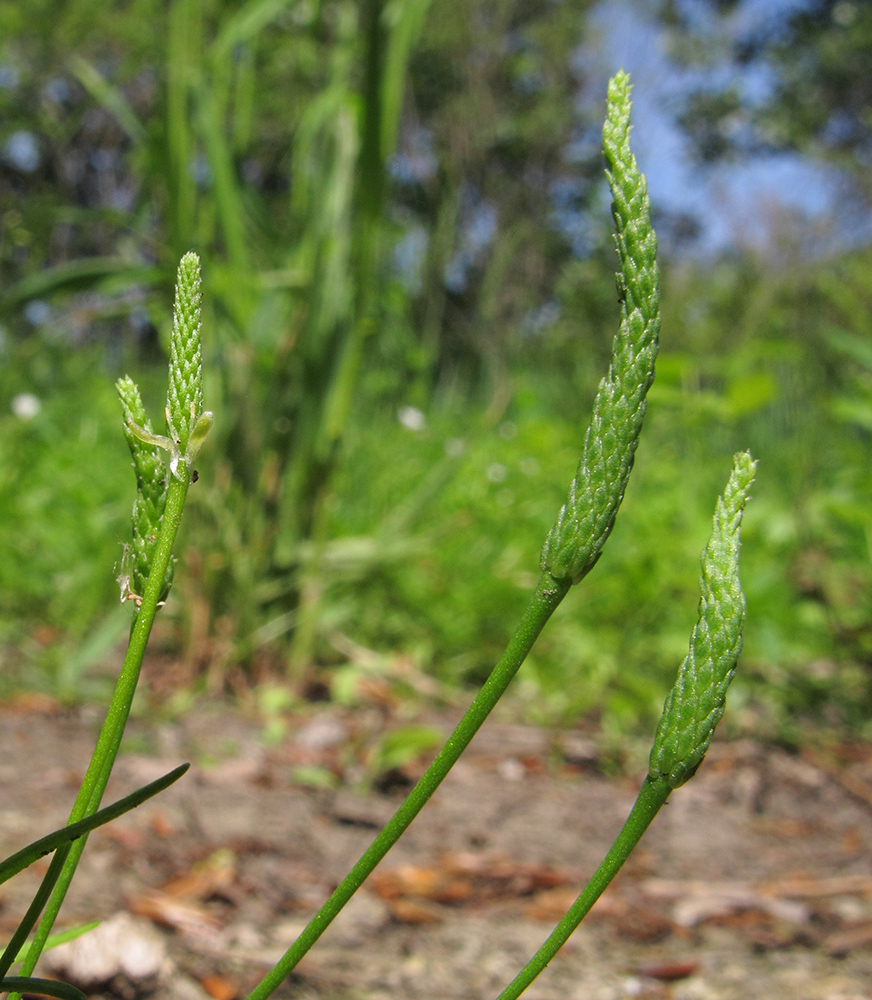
[0,851,67,984]
[496,774,672,1000]
[12,471,191,991]
[246,571,572,1000]
[0,765,188,980]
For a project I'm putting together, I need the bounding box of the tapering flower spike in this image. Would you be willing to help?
[649,451,757,787]
[124,252,213,481]
[541,70,660,584]
[116,251,212,607]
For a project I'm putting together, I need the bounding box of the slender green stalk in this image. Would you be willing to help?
[10,926,100,967]
[245,572,571,1000]
[248,68,662,1000]
[0,850,86,987]
[11,473,191,992]
[497,452,755,1000]
[11,253,209,993]
[0,766,188,982]
[497,775,671,1000]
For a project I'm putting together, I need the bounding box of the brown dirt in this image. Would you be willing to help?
[2,699,872,1000]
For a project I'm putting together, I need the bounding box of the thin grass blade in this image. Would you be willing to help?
[0,764,189,888]
[0,977,86,1000]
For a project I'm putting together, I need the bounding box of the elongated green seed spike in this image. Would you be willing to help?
[649,451,757,789]
[116,376,173,605]
[167,251,204,455]
[540,69,660,584]
[117,376,163,493]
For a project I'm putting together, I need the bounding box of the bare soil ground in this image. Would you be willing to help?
[2,698,872,1000]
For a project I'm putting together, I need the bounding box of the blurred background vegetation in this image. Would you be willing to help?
[1,0,871,744]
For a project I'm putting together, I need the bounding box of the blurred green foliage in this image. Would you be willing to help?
[1,0,871,741]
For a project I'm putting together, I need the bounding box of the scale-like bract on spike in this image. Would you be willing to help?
[649,451,756,788]
[540,69,660,585]
[116,376,173,605]
[166,251,204,455]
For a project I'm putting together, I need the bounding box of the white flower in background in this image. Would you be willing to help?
[487,462,507,483]
[12,393,41,419]
[398,405,426,431]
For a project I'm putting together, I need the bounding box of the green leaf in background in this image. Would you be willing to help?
[11,923,100,966]
[369,724,444,774]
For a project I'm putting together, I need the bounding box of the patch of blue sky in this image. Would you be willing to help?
[443,197,499,293]
[393,226,429,293]
[389,126,438,186]
[580,0,868,258]
[672,0,814,42]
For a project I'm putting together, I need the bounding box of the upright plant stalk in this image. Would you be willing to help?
[11,255,210,993]
[0,766,189,984]
[246,68,660,1000]
[246,572,568,1000]
[497,452,756,1000]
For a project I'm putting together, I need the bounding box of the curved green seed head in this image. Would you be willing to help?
[116,376,173,605]
[117,376,163,496]
[649,451,757,788]
[540,69,660,584]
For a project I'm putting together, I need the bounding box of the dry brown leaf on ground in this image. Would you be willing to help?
[825,920,872,956]
[642,878,810,927]
[524,886,582,921]
[801,747,872,810]
[200,972,241,1000]
[370,851,573,908]
[384,896,447,924]
[160,848,237,900]
[635,960,700,982]
[130,888,224,935]
[756,873,872,898]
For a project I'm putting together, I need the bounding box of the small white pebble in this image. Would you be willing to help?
[497,757,525,782]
